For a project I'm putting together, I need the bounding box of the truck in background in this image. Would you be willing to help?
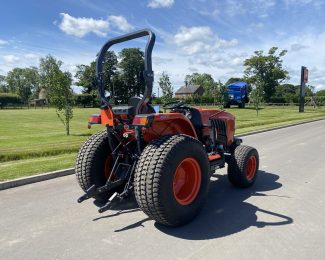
[224,81,249,108]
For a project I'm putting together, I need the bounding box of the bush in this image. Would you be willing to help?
[270,96,286,104]
[75,94,96,107]
[151,97,163,104]
[313,96,325,106]
[0,93,22,108]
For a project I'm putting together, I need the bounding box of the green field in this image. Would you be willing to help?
[1,106,325,181]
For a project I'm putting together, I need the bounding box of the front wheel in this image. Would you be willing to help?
[227,145,259,188]
[134,135,210,227]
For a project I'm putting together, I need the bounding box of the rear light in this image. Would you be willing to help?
[89,114,101,124]
[132,115,154,127]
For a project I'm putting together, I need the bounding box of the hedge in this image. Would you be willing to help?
[0,93,22,108]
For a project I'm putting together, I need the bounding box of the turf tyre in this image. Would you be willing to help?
[134,135,210,227]
[227,145,259,188]
[75,130,116,201]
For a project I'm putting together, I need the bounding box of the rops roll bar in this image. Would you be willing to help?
[96,29,155,114]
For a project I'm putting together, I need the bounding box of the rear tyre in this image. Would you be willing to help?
[134,135,210,227]
[75,130,116,201]
[227,145,259,188]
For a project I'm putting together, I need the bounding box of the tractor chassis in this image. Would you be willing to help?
[77,118,242,214]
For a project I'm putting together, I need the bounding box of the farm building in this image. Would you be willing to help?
[175,85,204,99]
[29,88,48,107]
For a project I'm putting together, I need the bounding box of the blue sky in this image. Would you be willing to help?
[1,0,325,94]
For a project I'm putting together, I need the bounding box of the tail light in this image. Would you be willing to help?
[132,115,154,127]
[89,114,101,125]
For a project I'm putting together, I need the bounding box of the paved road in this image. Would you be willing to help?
[1,120,325,260]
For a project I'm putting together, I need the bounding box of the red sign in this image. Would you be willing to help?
[303,68,308,83]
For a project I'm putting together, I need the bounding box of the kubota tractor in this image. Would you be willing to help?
[75,29,259,227]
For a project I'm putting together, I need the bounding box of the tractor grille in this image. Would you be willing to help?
[211,119,228,145]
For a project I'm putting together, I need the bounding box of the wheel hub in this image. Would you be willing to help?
[246,155,257,180]
[173,157,201,205]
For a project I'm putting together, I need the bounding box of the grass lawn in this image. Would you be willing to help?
[1,106,324,181]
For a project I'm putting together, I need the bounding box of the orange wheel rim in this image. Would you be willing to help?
[173,158,201,206]
[104,154,113,179]
[246,155,257,181]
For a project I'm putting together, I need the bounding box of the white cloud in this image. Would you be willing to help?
[58,13,134,38]
[173,26,238,55]
[2,55,20,63]
[108,15,134,32]
[174,26,213,45]
[59,13,109,37]
[0,39,8,45]
[148,0,174,8]
[198,0,276,20]
[290,43,309,52]
[24,53,39,59]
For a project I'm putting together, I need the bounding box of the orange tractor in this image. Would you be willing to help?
[76,29,259,226]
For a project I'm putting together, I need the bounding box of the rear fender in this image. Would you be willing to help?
[142,113,197,142]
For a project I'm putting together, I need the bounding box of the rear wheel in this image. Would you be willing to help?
[227,145,259,188]
[75,130,117,201]
[134,135,210,226]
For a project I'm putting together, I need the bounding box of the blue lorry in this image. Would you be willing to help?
[224,81,249,108]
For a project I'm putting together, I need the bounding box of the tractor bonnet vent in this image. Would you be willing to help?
[211,118,228,145]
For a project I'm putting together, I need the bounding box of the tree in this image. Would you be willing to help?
[75,48,145,104]
[39,55,73,135]
[216,80,228,108]
[244,47,289,102]
[0,75,8,92]
[272,83,297,103]
[250,83,264,116]
[316,89,325,96]
[75,62,96,94]
[158,72,173,103]
[103,51,119,91]
[225,77,244,86]
[117,48,145,101]
[184,73,215,96]
[6,67,40,103]
[75,51,118,96]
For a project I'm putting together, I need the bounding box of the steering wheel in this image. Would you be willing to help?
[163,100,186,109]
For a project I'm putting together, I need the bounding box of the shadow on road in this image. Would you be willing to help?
[155,170,293,240]
[92,170,293,237]
[92,193,140,221]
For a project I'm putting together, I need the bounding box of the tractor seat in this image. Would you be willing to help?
[112,97,145,116]
[128,96,155,114]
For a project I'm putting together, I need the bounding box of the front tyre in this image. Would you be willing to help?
[134,135,210,227]
[227,145,259,188]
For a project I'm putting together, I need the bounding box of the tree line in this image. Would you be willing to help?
[0,48,148,135]
[1,46,325,133]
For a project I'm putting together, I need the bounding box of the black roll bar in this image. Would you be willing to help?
[96,28,155,114]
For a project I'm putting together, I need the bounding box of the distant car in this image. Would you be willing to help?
[224,81,249,108]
